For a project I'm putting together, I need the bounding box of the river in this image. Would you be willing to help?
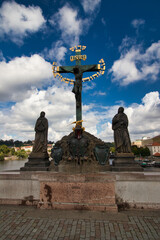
[0,159,28,171]
[0,159,160,172]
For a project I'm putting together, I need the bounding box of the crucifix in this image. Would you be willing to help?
[52,45,105,126]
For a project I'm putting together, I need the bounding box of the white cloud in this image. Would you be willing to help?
[81,0,101,14]
[0,85,75,142]
[97,91,160,142]
[0,54,53,101]
[0,83,102,142]
[126,92,160,139]
[110,40,160,85]
[0,90,160,143]
[0,1,46,44]
[49,4,92,46]
[50,4,82,46]
[118,36,136,53]
[42,40,67,63]
[145,41,160,59]
[97,121,113,142]
[1,134,13,141]
[83,110,100,136]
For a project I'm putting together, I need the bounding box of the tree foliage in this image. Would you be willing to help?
[0,139,33,147]
[0,144,28,159]
[0,139,14,147]
[0,145,10,154]
[15,149,27,159]
[10,148,15,155]
[140,147,150,156]
[0,153,4,161]
[131,145,150,156]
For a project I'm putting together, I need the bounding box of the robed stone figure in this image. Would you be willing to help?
[21,111,50,171]
[112,107,132,153]
[31,111,48,157]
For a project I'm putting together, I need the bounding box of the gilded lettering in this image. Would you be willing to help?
[70,54,87,62]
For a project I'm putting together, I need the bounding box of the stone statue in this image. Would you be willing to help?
[21,111,50,171]
[32,111,48,156]
[112,107,132,153]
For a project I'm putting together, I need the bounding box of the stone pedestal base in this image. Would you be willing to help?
[49,161,111,173]
[38,173,117,212]
[21,153,50,171]
[112,153,143,172]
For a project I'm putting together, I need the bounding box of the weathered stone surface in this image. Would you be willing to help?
[112,107,132,154]
[49,131,110,170]
[1,172,160,210]
[116,153,134,157]
[112,153,143,172]
[38,173,117,212]
[21,112,50,171]
[21,156,50,171]
[32,111,48,155]
[49,161,111,173]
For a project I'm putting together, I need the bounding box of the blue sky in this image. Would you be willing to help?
[0,0,160,142]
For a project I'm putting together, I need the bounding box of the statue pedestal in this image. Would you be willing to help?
[112,153,143,172]
[49,161,111,173]
[20,152,50,171]
[38,172,117,212]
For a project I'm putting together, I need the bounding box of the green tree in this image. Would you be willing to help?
[14,140,23,147]
[10,148,15,155]
[0,139,14,147]
[140,147,150,156]
[131,145,140,156]
[15,149,27,159]
[131,145,150,157]
[0,145,10,155]
[0,153,4,161]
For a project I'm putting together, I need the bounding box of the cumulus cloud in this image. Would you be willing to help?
[0,54,53,101]
[49,4,92,46]
[1,134,13,141]
[49,4,82,46]
[125,92,160,141]
[42,40,67,63]
[0,1,46,44]
[110,40,160,85]
[1,87,160,143]
[118,36,136,53]
[97,91,160,142]
[0,83,103,141]
[81,0,101,14]
[0,85,75,141]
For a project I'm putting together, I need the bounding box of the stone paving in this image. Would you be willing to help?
[0,205,160,240]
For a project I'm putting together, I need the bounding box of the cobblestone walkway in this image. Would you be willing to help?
[0,206,160,240]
